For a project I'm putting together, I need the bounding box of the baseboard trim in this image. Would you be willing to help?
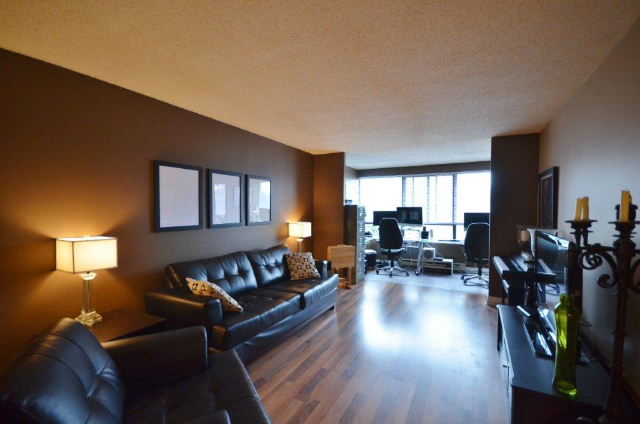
[487,296,503,306]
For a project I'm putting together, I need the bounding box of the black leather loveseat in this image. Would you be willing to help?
[0,318,271,424]
[145,244,339,362]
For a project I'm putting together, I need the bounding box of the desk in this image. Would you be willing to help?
[405,239,454,275]
[404,238,433,275]
[369,236,458,275]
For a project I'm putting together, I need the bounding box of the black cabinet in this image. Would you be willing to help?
[344,205,365,283]
[497,305,608,423]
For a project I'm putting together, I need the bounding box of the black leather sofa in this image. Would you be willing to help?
[145,244,339,362]
[0,318,271,424]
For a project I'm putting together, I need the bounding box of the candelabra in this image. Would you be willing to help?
[566,204,639,423]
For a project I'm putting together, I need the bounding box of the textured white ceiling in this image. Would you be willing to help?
[1,1,639,169]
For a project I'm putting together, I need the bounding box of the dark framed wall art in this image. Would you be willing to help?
[154,160,203,231]
[208,169,243,228]
[538,166,559,229]
[246,175,272,225]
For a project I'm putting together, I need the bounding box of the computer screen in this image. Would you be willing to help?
[396,207,422,225]
[463,212,490,229]
[535,231,569,286]
[373,210,398,226]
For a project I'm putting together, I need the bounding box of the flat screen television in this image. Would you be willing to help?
[535,231,570,286]
[463,212,490,229]
[373,210,398,226]
[396,207,422,225]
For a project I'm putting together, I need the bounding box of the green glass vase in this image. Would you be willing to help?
[552,294,581,397]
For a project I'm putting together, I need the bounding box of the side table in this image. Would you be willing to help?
[88,308,166,343]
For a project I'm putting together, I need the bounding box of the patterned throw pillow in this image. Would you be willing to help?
[186,278,243,313]
[286,252,320,280]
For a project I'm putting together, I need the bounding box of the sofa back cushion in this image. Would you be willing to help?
[166,251,258,297]
[0,318,125,424]
[247,244,292,286]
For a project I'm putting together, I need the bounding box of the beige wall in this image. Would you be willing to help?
[539,18,640,392]
[0,49,314,365]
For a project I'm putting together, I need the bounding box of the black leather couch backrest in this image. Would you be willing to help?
[247,244,292,286]
[166,251,258,297]
[0,318,125,424]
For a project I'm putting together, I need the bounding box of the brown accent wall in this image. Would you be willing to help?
[539,19,640,392]
[0,49,314,365]
[313,153,345,259]
[357,161,491,177]
[344,165,359,204]
[488,134,539,298]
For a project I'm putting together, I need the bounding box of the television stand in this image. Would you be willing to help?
[497,305,609,423]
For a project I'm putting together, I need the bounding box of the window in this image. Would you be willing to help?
[359,171,490,240]
[456,172,491,239]
[359,177,402,223]
[456,172,491,222]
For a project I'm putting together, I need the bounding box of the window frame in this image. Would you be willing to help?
[359,170,490,240]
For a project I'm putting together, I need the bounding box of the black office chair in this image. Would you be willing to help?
[461,222,490,287]
[376,217,410,277]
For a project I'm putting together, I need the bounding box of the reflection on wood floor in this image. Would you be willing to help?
[248,273,508,424]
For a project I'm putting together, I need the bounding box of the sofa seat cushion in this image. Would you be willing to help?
[124,350,269,424]
[211,289,301,349]
[268,274,339,308]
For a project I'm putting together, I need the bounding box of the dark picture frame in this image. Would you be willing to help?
[246,175,272,225]
[154,160,203,232]
[208,169,243,228]
[538,167,559,229]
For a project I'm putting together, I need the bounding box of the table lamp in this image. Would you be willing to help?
[288,222,312,252]
[56,236,118,327]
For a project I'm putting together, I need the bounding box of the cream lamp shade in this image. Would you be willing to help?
[56,236,118,273]
[288,222,312,239]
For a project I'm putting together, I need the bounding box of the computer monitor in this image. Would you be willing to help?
[373,210,398,226]
[535,231,569,286]
[463,212,490,229]
[396,207,422,225]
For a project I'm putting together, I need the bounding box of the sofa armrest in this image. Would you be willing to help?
[315,259,332,277]
[145,287,223,330]
[209,410,231,424]
[102,326,207,394]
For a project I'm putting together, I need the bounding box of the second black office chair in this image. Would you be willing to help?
[461,222,490,287]
[376,217,410,277]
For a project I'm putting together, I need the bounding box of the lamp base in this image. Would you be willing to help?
[75,310,102,327]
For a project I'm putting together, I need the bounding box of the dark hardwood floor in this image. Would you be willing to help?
[248,273,508,423]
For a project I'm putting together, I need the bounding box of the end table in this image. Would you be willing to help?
[88,308,166,343]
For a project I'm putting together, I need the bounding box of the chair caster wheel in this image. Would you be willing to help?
[405,272,409,276]
[375,271,379,274]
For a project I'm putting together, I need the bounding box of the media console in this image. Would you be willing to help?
[497,305,608,423]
